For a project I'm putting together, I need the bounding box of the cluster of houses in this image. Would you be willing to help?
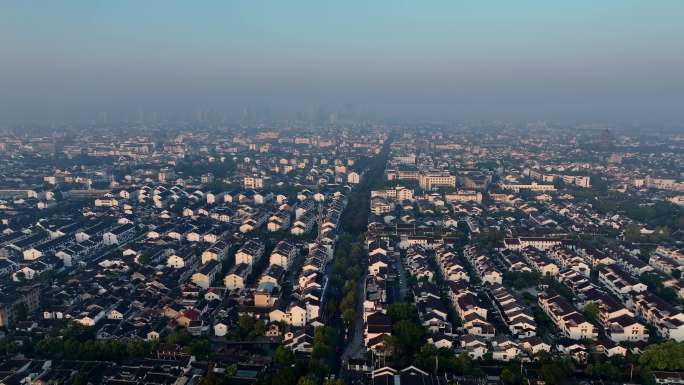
[0,216,139,282]
[457,246,538,361]
[537,289,598,341]
[363,240,395,355]
[500,236,684,347]
[558,270,648,344]
[220,193,347,353]
[464,245,503,285]
[0,180,351,347]
[5,124,684,384]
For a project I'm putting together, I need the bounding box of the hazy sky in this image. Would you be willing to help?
[1,1,683,125]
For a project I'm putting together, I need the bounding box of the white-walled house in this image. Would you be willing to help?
[235,240,265,266]
[269,240,297,269]
[224,263,251,291]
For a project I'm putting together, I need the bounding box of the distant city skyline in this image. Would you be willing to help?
[1,1,683,125]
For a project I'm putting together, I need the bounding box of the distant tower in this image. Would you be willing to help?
[600,128,614,146]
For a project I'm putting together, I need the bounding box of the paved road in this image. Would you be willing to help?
[393,250,409,301]
[340,248,407,374]
[340,269,368,367]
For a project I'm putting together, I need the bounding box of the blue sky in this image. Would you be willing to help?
[1,1,683,124]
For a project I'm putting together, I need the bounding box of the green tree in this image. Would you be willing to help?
[340,290,356,313]
[251,320,266,338]
[350,244,363,259]
[392,319,425,356]
[474,229,504,249]
[271,367,299,385]
[274,345,296,366]
[165,330,192,345]
[387,303,415,322]
[13,303,28,322]
[127,339,155,357]
[413,343,439,371]
[188,338,211,359]
[589,361,621,380]
[538,358,573,385]
[342,308,356,327]
[232,314,257,340]
[583,302,600,323]
[138,252,152,265]
[640,340,684,371]
[308,359,331,379]
[15,271,26,282]
[500,365,523,385]
[297,376,316,385]
[452,352,472,375]
[199,368,218,385]
[383,335,409,367]
[326,300,338,317]
[624,224,642,243]
[225,364,238,377]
